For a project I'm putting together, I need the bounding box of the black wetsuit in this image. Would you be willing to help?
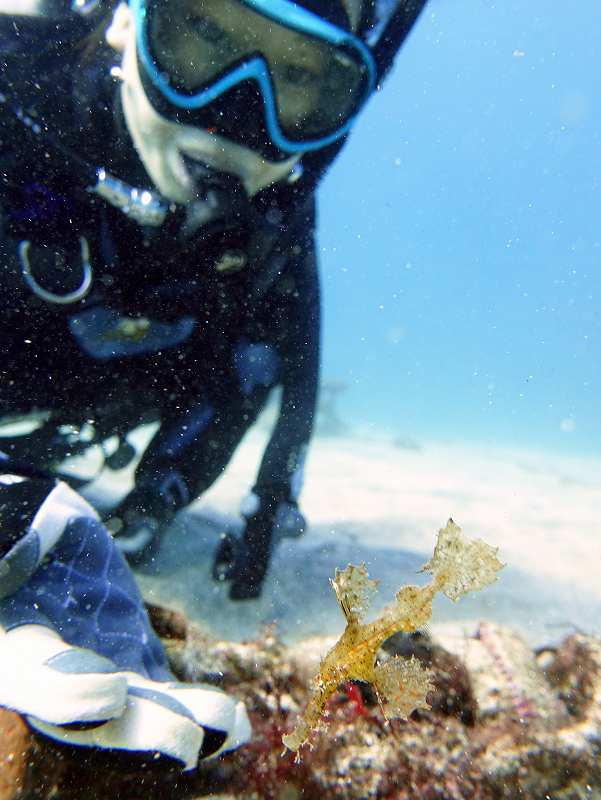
[0,2,427,597]
[0,17,325,594]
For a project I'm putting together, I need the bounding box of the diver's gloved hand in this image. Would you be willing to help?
[109,469,190,566]
[0,472,251,768]
[29,672,251,769]
[213,493,306,600]
[0,622,251,769]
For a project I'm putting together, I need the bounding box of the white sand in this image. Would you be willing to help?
[84,424,601,647]
[204,429,601,592]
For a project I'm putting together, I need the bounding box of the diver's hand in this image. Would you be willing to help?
[109,469,189,565]
[0,473,251,768]
[213,498,306,600]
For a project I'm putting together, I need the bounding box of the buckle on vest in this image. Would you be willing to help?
[18,237,93,305]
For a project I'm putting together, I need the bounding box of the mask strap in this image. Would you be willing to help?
[372,0,427,82]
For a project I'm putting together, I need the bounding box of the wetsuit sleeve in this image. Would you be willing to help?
[225,224,320,599]
[252,227,321,505]
[0,461,75,599]
[0,472,56,562]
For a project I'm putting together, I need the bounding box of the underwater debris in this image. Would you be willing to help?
[282,519,504,756]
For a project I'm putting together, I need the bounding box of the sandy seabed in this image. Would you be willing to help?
[5,425,600,800]
[85,424,601,648]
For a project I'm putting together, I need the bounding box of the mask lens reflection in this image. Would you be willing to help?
[145,0,369,141]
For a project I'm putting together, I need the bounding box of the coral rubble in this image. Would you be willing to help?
[1,528,601,799]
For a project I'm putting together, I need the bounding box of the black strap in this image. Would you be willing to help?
[372,0,429,82]
[293,1,429,193]
[0,453,55,482]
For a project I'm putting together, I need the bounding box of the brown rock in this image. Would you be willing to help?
[436,622,568,725]
[1,610,600,800]
[145,602,189,641]
[0,709,30,800]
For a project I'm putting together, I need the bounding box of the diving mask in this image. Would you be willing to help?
[130,0,376,155]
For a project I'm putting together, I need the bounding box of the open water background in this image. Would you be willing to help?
[320,0,601,457]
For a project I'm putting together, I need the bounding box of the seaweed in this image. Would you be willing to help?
[282,519,504,757]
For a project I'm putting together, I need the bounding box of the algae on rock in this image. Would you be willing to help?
[282,519,504,756]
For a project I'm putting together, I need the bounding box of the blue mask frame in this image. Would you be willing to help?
[130,0,377,154]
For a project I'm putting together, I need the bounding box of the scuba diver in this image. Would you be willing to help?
[0,0,426,767]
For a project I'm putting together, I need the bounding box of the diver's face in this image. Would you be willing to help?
[151,0,327,133]
[107,3,299,204]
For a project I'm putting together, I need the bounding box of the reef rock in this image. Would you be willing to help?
[436,621,568,724]
[1,608,600,799]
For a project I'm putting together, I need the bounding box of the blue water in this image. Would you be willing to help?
[320,0,601,456]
